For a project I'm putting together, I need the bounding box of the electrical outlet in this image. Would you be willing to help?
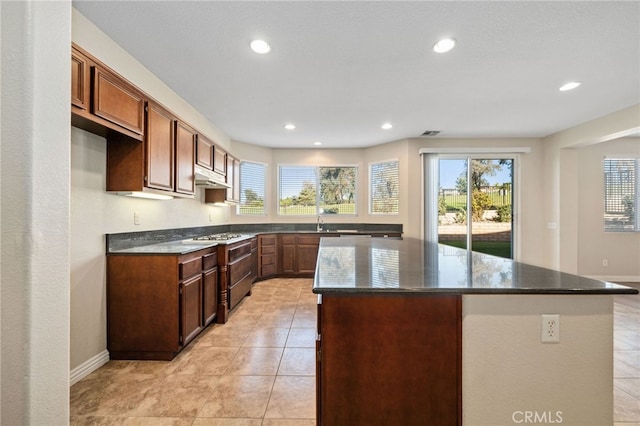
[602,259,609,267]
[541,314,560,343]
[134,212,141,225]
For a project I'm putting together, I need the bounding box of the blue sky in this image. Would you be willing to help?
[439,159,512,189]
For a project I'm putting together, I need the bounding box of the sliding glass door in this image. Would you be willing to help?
[437,157,514,259]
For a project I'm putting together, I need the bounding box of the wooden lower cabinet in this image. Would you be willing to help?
[316,294,462,425]
[278,234,339,277]
[107,246,217,360]
[258,234,277,278]
[217,237,258,323]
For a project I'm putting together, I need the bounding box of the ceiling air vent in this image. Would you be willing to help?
[421,130,441,137]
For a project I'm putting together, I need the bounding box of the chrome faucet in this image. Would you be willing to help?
[317,215,324,232]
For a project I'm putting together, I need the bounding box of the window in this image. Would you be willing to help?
[604,158,639,231]
[278,165,357,215]
[238,161,266,215]
[369,160,399,215]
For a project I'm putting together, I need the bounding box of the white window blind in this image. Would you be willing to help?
[604,158,639,232]
[369,160,399,215]
[278,165,357,215]
[238,161,266,215]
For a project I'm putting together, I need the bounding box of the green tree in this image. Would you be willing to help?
[297,181,316,206]
[320,167,355,205]
[456,160,510,192]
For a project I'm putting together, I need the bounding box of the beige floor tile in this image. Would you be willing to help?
[225,312,262,328]
[278,348,315,376]
[197,375,275,418]
[615,386,640,422]
[192,419,262,426]
[122,417,195,425]
[286,328,316,348]
[617,378,640,399]
[173,346,240,376]
[264,376,316,419]
[71,416,128,425]
[71,373,159,416]
[195,325,253,348]
[226,347,284,376]
[257,313,294,328]
[261,420,316,426]
[243,327,290,347]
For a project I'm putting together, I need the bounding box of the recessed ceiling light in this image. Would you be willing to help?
[381,123,393,130]
[433,38,456,53]
[559,81,582,92]
[250,39,271,54]
[313,141,322,146]
[284,123,296,130]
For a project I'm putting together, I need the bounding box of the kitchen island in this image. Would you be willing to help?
[313,237,636,426]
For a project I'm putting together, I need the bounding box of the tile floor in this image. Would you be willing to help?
[71,278,640,425]
[614,282,640,426]
[71,278,317,425]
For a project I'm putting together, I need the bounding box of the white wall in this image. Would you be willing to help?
[463,295,613,426]
[577,138,640,280]
[231,140,410,227]
[541,104,640,273]
[1,1,71,424]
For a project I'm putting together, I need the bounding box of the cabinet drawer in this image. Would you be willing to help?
[260,264,276,277]
[202,252,217,270]
[261,254,276,266]
[229,256,252,284]
[180,257,202,280]
[297,235,320,245]
[261,245,276,255]
[261,235,276,246]
[281,235,296,245]
[228,242,252,263]
[251,237,258,250]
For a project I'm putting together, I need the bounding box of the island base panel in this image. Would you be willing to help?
[318,294,461,425]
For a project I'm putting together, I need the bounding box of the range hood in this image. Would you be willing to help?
[195,166,231,189]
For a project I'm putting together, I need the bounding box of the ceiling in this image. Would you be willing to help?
[73,1,640,148]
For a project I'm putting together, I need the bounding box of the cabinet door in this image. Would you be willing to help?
[232,158,241,202]
[92,67,144,135]
[297,243,320,274]
[145,102,175,192]
[180,275,203,346]
[213,146,226,176]
[226,155,235,201]
[175,121,196,195]
[203,267,218,326]
[281,243,296,274]
[71,49,89,110]
[196,134,214,170]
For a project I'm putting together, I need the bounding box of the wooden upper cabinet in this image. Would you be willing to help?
[145,101,175,192]
[213,146,227,176]
[92,67,145,136]
[175,121,196,195]
[196,134,214,170]
[71,48,89,110]
[226,155,240,203]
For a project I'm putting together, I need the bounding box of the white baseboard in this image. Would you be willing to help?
[584,275,640,283]
[69,350,110,386]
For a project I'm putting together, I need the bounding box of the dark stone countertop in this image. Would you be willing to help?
[106,223,403,255]
[313,237,638,295]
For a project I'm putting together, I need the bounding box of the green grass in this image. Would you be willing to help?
[278,203,356,215]
[440,240,512,259]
